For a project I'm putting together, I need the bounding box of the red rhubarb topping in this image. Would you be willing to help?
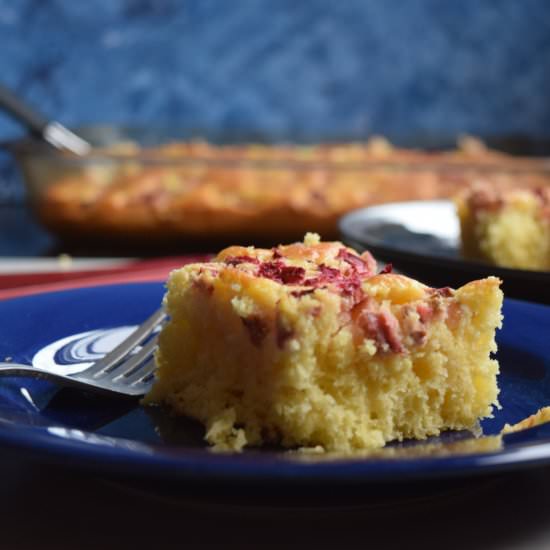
[336,248,372,274]
[240,315,269,347]
[434,287,453,297]
[378,310,405,353]
[352,298,405,353]
[416,302,434,324]
[224,255,260,266]
[290,288,315,298]
[275,316,294,348]
[258,261,306,284]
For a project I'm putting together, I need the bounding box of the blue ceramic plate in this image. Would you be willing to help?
[0,282,549,485]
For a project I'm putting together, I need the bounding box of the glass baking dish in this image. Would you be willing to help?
[5,126,550,246]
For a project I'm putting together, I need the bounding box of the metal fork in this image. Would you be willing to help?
[0,308,167,398]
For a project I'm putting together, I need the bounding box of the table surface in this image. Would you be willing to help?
[2,204,550,549]
[0,455,549,550]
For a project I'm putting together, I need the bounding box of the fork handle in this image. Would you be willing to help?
[0,363,81,388]
[0,84,49,135]
[0,363,73,393]
[0,363,139,399]
[0,363,50,375]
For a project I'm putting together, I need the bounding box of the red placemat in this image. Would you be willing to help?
[0,255,210,301]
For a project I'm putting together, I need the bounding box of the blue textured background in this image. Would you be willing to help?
[1,0,550,202]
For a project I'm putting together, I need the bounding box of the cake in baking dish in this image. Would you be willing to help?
[144,234,503,452]
[37,136,550,242]
[456,184,550,270]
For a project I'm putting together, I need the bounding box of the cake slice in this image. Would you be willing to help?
[144,234,503,452]
[502,407,550,434]
[455,184,550,270]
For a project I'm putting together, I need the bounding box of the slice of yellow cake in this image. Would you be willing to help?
[502,407,550,434]
[144,233,503,452]
[455,184,550,270]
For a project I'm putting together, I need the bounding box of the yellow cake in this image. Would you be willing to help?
[144,234,503,452]
[502,407,550,434]
[456,184,550,270]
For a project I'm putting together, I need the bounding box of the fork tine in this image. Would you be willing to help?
[82,308,166,376]
[0,308,167,398]
[120,357,157,386]
[109,337,159,381]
